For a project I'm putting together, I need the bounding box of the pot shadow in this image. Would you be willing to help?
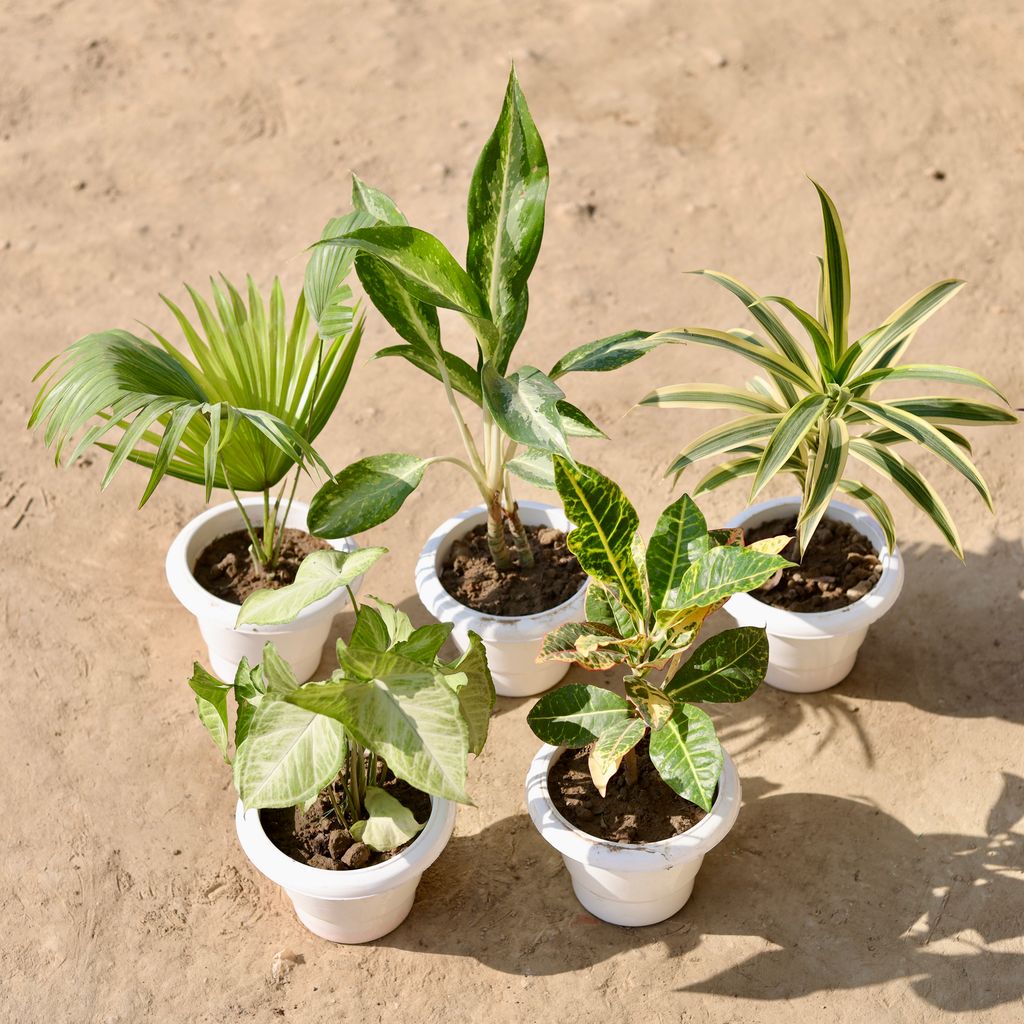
[382,775,1024,1013]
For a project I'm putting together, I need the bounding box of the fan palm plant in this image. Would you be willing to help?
[638,183,1017,556]
[28,214,366,571]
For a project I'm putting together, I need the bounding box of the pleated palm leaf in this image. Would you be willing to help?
[639,183,1017,556]
[29,220,365,569]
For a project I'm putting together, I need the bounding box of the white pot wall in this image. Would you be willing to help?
[235,796,457,943]
[724,497,905,693]
[415,502,588,698]
[166,498,361,683]
[526,744,742,927]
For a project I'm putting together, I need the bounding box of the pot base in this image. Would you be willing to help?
[760,627,868,693]
[288,887,418,944]
[568,863,701,927]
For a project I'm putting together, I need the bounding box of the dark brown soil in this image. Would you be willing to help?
[548,738,707,844]
[440,522,587,616]
[745,515,881,612]
[192,527,332,604]
[260,775,432,870]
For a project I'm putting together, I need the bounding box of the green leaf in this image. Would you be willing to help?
[588,718,646,797]
[372,599,417,645]
[558,400,607,439]
[798,417,849,552]
[849,363,1009,403]
[233,699,347,810]
[261,644,302,696]
[848,437,963,557]
[466,66,548,370]
[355,253,442,357]
[506,447,555,488]
[648,704,723,812]
[375,344,482,405]
[673,544,793,610]
[188,663,231,762]
[287,653,471,803]
[345,603,392,655]
[481,364,571,458]
[549,329,659,378]
[850,399,992,509]
[309,454,429,537]
[585,583,637,638]
[639,383,781,414]
[539,622,629,670]
[646,494,711,611]
[552,457,646,615]
[305,210,369,341]
[439,632,495,756]
[665,627,768,703]
[527,684,632,747]
[750,394,829,500]
[351,174,408,226]
[235,547,387,627]
[350,787,425,852]
[811,181,851,361]
[624,676,675,730]
[667,414,782,478]
[394,622,454,664]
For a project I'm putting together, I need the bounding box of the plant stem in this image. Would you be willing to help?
[327,783,348,830]
[486,491,514,570]
[623,747,639,786]
[223,469,266,570]
[506,499,535,569]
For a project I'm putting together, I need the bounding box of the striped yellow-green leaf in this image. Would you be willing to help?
[646,493,711,611]
[751,393,829,499]
[727,329,802,405]
[549,329,660,378]
[467,66,548,371]
[527,684,632,747]
[538,622,628,670]
[849,363,1008,402]
[552,456,646,615]
[812,180,851,361]
[765,295,835,375]
[309,453,429,538]
[667,414,782,478]
[797,417,849,552]
[879,397,1017,427]
[849,437,962,557]
[588,717,646,797]
[648,703,723,811]
[672,544,793,610]
[638,383,780,414]
[665,626,768,703]
[624,676,675,730]
[851,399,992,508]
[839,478,896,554]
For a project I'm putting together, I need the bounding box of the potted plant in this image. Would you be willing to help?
[525,457,789,926]
[188,580,495,944]
[636,182,1018,691]
[304,66,658,697]
[28,214,369,681]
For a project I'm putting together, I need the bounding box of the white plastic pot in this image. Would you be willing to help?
[724,496,905,693]
[415,502,588,698]
[235,796,456,943]
[166,498,361,683]
[526,743,741,927]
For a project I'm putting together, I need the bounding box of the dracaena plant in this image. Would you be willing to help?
[637,182,1017,556]
[304,66,657,571]
[527,457,790,811]
[28,213,367,572]
[189,589,495,852]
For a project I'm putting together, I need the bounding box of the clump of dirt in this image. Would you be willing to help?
[745,515,881,612]
[192,527,331,604]
[548,738,707,844]
[440,522,587,616]
[260,776,432,870]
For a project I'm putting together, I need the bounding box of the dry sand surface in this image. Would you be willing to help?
[2,1,1023,1021]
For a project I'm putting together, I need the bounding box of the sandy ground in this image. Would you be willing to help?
[2,1,1023,1021]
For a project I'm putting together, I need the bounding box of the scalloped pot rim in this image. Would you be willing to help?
[415,501,590,643]
[165,497,359,633]
[723,496,905,640]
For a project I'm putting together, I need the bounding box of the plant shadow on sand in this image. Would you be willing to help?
[383,775,1024,1013]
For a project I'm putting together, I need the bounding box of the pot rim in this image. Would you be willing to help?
[235,793,457,899]
[723,496,905,638]
[525,743,741,871]
[165,497,359,632]
[414,501,589,641]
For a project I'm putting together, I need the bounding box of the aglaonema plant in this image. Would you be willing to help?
[527,457,791,810]
[190,588,495,851]
[28,213,367,574]
[305,66,658,571]
[636,182,1017,555]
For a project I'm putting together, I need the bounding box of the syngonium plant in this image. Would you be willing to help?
[28,213,367,573]
[636,182,1018,556]
[304,66,658,571]
[189,585,495,852]
[527,457,791,811]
